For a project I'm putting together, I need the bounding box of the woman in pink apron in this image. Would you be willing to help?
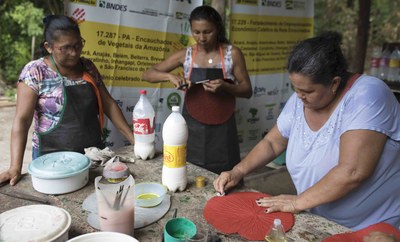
[0,15,134,186]
[142,6,252,174]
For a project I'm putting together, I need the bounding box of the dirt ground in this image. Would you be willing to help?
[0,104,32,174]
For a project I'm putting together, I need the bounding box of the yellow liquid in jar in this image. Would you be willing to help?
[137,193,160,200]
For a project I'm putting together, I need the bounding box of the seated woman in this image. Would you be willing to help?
[214,31,400,230]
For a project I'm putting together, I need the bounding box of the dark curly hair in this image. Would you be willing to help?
[287,31,349,89]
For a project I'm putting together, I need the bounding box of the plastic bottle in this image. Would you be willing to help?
[154,98,164,142]
[162,106,188,192]
[369,46,381,78]
[379,46,391,80]
[388,47,400,82]
[133,90,155,160]
[265,219,287,242]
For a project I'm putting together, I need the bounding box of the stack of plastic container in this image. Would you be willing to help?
[388,47,400,82]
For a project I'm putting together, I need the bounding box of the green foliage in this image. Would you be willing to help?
[370,0,400,45]
[314,0,400,71]
[4,88,16,100]
[0,1,44,85]
[8,2,43,36]
[3,41,31,83]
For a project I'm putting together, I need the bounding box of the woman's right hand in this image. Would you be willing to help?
[168,73,188,89]
[213,169,243,195]
[0,168,22,186]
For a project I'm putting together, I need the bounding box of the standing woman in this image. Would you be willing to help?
[142,5,252,174]
[0,15,134,186]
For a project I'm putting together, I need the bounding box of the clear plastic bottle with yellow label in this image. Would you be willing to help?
[162,106,188,192]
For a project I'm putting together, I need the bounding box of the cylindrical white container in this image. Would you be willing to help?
[0,205,71,242]
[28,151,91,194]
[133,89,155,160]
[162,106,188,192]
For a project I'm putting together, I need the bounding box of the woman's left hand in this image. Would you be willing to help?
[202,79,224,93]
[256,194,300,214]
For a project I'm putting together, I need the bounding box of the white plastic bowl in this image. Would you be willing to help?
[67,232,139,242]
[28,151,91,194]
[135,182,167,208]
[0,205,71,242]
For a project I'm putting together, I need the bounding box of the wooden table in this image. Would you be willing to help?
[0,145,351,241]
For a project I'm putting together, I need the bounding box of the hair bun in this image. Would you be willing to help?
[320,31,342,45]
[43,15,54,25]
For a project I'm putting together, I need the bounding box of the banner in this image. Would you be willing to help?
[64,0,313,154]
[230,0,314,151]
[65,0,202,151]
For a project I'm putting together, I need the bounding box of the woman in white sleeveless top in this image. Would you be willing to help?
[142,6,252,174]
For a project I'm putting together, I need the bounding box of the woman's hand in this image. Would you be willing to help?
[202,78,224,93]
[0,168,22,186]
[213,169,243,195]
[168,73,188,89]
[256,194,300,214]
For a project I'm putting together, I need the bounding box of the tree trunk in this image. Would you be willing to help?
[353,0,371,73]
[31,36,36,60]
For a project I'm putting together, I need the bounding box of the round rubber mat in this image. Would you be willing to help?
[204,191,295,240]
[323,222,400,242]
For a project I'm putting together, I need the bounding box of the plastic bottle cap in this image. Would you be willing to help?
[195,176,205,188]
[274,219,282,226]
[140,90,147,94]
[172,106,180,112]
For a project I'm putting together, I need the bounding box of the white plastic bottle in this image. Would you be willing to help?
[369,46,381,78]
[265,219,287,242]
[162,106,188,192]
[379,46,391,80]
[154,98,164,150]
[388,47,400,82]
[133,90,155,160]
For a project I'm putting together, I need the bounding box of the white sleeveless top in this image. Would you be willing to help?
[183,45,235,81]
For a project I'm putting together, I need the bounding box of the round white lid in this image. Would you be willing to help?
[28,151,91,179]
[67,232,139,242]
[0,205,72,242]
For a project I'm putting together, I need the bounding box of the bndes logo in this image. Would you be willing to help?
[99,0,127,11]
[253,86,266,97]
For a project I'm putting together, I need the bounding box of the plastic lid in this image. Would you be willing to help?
[172,106,180,112]
[0,205,71,242]
[140,90,147,94]
[103,161,129,179]
[274,219,282,226]
[67,232,139,242]
[28,151,91,179]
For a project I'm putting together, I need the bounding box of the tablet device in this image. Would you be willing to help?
[190,68,224,84]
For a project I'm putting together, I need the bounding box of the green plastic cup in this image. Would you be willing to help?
[164,217,197,242]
